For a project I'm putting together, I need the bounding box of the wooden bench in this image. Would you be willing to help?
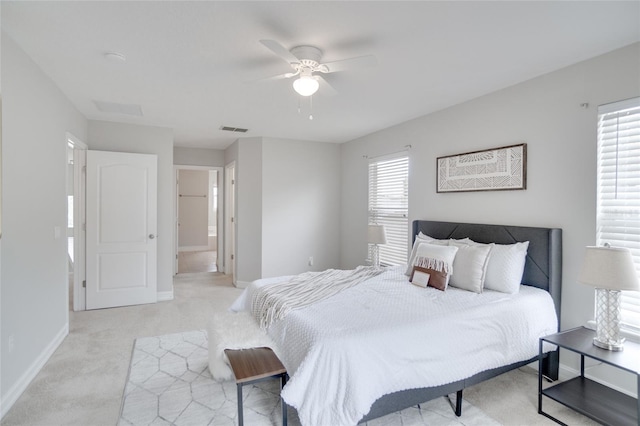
[224,347,288,426]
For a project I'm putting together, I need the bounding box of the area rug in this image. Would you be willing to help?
[118,330,501,426]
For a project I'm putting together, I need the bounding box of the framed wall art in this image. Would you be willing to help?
[437,143,527,193]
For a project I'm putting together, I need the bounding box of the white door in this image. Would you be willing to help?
[86,150,158,309]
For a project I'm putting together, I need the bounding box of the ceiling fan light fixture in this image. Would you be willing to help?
[293,75,319,97]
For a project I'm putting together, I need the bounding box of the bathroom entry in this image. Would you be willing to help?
[176,167,222,273]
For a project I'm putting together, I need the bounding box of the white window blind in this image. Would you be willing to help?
[368,153,409,266]
[597,97,640,332]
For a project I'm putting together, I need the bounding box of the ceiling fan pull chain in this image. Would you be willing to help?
[309,95,314,120]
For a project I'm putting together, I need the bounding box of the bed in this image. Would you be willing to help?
[230,220,562,425]
[362,220,562,422]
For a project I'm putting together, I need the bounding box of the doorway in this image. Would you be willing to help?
[174,166,223,274]
[70,147,160,310]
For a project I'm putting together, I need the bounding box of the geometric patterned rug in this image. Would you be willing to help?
[118,331,501,426]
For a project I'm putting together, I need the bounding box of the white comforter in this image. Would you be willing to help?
[231,266,558,426]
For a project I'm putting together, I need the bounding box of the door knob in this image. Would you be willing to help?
[149,234,156,239]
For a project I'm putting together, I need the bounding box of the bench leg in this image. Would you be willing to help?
[237,383,243,426]
[281,374,288,426]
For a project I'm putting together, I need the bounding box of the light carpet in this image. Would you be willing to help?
[118,330,500,426]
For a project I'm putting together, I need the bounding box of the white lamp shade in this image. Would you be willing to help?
[368,224,387,245]
[578,246,640,291]
[293,75,319,96]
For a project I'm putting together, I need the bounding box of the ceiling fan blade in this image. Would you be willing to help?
[259,69,299,81]
[261,73,294,81]
[243,71,291,83]
[316,75,338,96]
[259,39,300,65]
[321,55,377,73]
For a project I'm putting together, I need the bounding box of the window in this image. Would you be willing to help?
[597,97,640,332]
[368,153,409,266]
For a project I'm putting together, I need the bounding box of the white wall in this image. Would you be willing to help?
[262,138,341,277]
[1,33,88,415]
[224,137,341,285]
[87,120,174,295]
[235,138,263,285]
[340,42,640,393]
[224,138,263,285]
[174,146,225,167]
[0,20,2,416]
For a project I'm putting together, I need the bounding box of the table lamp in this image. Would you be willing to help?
[368,224,387,268]
[578,245,640,351]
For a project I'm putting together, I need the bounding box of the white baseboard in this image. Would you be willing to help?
[235,280,251,289]
[178,245,209,252]
[0,323,69,420]
[557,364,575,381]
[157,290,174,301]
[526,358,637,399]
[558,364,637,398]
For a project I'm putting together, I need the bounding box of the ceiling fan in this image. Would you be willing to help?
[259,39,377,97]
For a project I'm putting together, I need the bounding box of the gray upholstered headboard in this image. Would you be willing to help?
[412,220,562,326]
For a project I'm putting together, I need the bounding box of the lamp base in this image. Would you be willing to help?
[593,288,624,351]
[593,337,625,351]
[371,244,380,268]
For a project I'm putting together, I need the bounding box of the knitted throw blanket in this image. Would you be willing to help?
[414,256,451,273]
[251,266,383,329]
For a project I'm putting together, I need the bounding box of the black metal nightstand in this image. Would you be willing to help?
[538,326,640,425]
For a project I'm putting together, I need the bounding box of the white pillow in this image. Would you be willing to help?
[405,234,450,275]
[417,232,451,245]
[411,243,459,287]
[448,241,492,293]
[460,238,529,294]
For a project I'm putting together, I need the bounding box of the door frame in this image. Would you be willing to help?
[224,161,236,282]
[173,165,224,275]
[67,133,87,312]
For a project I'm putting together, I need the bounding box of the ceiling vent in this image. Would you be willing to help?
[220,126,249,133]
[94,100,143,117]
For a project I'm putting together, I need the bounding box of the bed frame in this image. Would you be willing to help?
[359,220,562,422]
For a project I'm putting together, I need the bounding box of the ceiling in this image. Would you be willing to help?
[2,1,639,150]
